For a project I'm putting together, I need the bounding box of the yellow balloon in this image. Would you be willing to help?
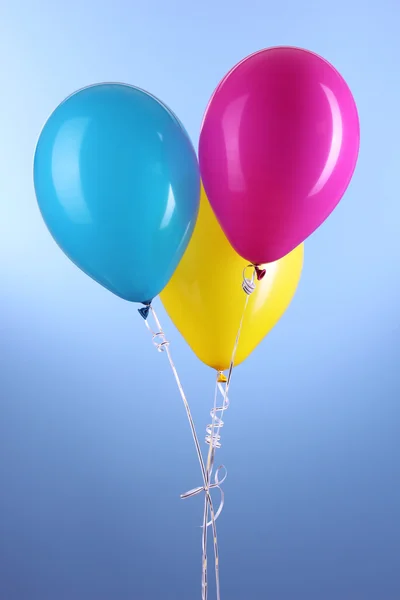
[160,187,304,371]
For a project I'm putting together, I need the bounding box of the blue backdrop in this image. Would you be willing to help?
[1,1,399,599]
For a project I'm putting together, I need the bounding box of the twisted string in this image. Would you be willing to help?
[141,304,221,600]
[199,264,262,597]
[206,265,257,459]
[205,382,230,450]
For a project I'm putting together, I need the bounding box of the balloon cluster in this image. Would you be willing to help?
[34,47,359,370]
[34,46,359,599]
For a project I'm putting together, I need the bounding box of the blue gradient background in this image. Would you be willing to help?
[1,1,399,599]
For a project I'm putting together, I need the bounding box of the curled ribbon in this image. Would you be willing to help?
[181,379,229,528]
[242,264,259,295]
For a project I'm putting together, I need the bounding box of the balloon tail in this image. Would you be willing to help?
[142,303,221,600]
[138,305,151,320]
[255,265,267,280]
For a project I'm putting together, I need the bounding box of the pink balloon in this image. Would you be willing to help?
[199,47,360,264]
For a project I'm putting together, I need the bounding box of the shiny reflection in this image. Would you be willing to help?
[222,94,249,193]
[160,184,176,229]
[308,84,343,197]
[174,221,193,259]
[51,118,92,224]
[253,261,279,314]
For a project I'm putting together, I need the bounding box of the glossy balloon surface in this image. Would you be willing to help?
[34,83,200,302]
[161,186,304,371]
[199,46,360,264]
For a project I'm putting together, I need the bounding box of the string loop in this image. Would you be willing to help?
[151,330,170,352]
[242,264,257,295]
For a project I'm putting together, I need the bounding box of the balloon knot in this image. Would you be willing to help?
[138,303,151,320]
[217,372,228,383]
[255,266,266,280]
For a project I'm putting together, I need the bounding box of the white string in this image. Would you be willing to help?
[200,265,257,598]
[142,305,221,600]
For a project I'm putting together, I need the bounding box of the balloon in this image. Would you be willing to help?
[199,46,360,265]
[160,186,303,371]
[34,83,200,303]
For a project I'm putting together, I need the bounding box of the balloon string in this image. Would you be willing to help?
[205,264,256,483]
[185,264,258,598]
[142,263,260,599]
[142,305,221,600]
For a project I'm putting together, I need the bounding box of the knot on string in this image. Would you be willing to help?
[181,465,227,527]
[181,376,230,528]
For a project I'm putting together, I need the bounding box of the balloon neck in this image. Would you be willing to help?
[217,371,228,383]
[254,265,266,281]
[138,301,152,320]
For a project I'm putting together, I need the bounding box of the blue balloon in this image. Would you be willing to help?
[34,83,200,303]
